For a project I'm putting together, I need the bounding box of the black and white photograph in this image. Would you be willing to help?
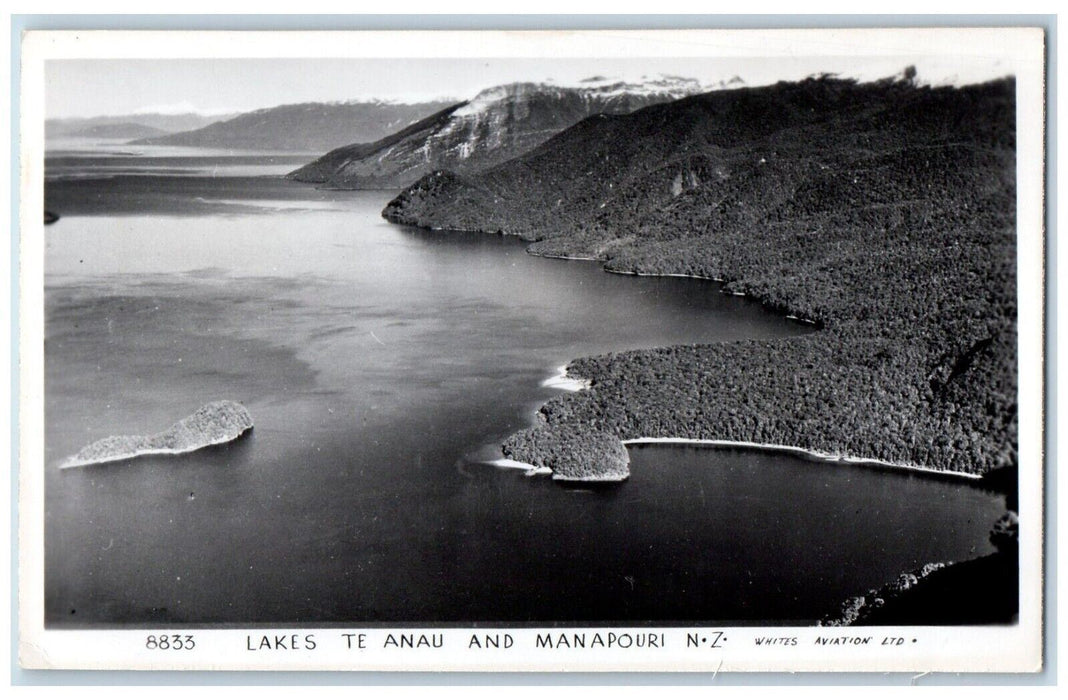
[16,26,1046,672]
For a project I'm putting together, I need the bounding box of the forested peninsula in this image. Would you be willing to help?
[383,76,1018,482]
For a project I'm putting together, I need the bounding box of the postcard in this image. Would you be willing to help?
[17,26,1046,672]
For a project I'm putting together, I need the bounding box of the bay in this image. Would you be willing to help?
[43,151,1007,625]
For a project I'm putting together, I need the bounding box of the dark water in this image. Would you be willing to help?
[43,150,1007,626]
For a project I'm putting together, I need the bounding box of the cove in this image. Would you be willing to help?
[44,150,1006,626]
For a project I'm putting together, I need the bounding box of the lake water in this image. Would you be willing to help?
[43,148,1008,626]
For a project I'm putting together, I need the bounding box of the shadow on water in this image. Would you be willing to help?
[394,224,823,336]
[553,479,629,494]
[395,223,530,246]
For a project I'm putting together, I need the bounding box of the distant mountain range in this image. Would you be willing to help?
[130,100,457,153]
[288,76,736,189]
[46,113,232,140]
[59,122,169,139]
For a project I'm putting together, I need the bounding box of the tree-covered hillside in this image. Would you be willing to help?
[384,76,1017,477]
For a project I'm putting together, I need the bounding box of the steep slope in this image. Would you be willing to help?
[287,102,468,183]
[289,76,714,189]
[132,100,456,153]
[384,76,1018,478]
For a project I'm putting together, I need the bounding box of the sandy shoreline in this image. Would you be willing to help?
[493,365,985,483]
[487,436,983,482]
[621,437,984,480]
[487,457,552,475]
[540,364,591,392]
[460,251,985,485]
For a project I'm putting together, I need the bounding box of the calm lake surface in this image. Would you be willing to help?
[43,147,1007,626]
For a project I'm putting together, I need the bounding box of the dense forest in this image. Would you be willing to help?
[502,424,630,481]
[385,76,1018,478]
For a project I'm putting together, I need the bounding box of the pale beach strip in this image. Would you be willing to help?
[621,437,985,480]
[60,431,250,469]
[540,365,591,392]
[487,458,552,476]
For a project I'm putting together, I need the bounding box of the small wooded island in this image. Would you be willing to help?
[383,75,1017,486]
[62,400,253,468]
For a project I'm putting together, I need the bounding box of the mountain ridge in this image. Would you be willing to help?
[131,99,457,153]
[46,112,232,139]
[288,75,721,189]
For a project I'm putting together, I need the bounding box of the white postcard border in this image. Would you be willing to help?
[16,27,1047,673]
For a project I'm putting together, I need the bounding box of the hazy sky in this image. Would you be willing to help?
[45,54,1015,119]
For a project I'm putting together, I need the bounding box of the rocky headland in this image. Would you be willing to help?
[502,423,630,482]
